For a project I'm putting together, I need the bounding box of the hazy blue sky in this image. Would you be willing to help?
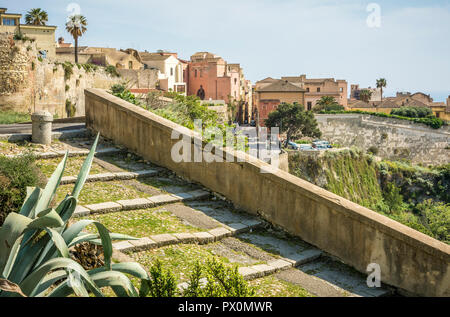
[4,0,450,101]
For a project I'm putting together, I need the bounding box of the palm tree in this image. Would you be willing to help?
[376,78,387,101]
[65,15,87,64]
[25,8,48,25]
[359,89,373,103]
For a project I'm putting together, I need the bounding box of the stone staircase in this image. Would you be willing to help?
[3,133,396,297]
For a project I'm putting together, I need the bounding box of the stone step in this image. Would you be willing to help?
[112,219,264,253]
[4,147,124,159]
[73,190,212,217]
[291,257,393,297]
[0,128,87,143]
[60,169,159,185]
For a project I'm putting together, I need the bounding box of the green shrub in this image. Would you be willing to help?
[0,154,43,225]
[65,84,70,92]
[65,99,76,117]
[416,200,449,243]
[318,110,445,129]
[109,84,141,106]
[391,106,433,118]
[183,259,255,297]
[367,146,379,156]
[146,259,177,297]
[62,62,73,81]
[105,65,120,77]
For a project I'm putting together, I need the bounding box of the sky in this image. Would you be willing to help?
[4,0,450,101]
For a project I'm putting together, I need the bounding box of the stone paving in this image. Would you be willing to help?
[0,134,396,297]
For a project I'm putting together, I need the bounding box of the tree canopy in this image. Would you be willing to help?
[25,8,48,25]
[313,96,344,112]
[264,102,322,142]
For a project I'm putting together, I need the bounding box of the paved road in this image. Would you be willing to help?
[0,123,85,135]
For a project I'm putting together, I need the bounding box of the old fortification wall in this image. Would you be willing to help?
[316,114,450,165]
[85,88,450,297]
[0,33,157,118]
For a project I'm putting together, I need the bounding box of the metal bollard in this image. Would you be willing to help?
[31,110,53,145]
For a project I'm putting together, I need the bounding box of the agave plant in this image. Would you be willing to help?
[0,134,151,297]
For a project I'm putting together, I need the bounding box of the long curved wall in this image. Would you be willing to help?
[85,88,450,297]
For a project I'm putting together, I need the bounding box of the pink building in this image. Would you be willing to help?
[187,52,240,104]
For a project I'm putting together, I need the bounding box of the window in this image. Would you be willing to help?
[307,102,312,111]
[317,87,321,92]
[170,67,173,76]
[128,61,133,69]
[195,69,197,77]
[306,87,310,92]
[2,18,16,26]
[234,78,237,84]
[340,87,343,92]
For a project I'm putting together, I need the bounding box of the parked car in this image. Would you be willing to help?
[286,141,301,150]
[313,140,333,149]
[299,144,317,151]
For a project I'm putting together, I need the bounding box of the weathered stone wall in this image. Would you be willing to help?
[316,114,450,165]
[117,69,158,89]
[0,33,154,118]
[85,88,450,297]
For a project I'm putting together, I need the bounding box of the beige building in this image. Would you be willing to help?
[140,51,186,94]
[279,75,348,110]
[254,79,306,126]
[56,46,144,70]
[0,8,56,59]
[350,84,382,102]
[348,91,450,121]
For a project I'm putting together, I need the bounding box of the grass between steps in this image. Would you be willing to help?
[80,206,204,237]
[54,180,158,205]
[36,156,108,177]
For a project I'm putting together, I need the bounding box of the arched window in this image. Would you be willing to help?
[195,69,198,77]
[170,68,174,76]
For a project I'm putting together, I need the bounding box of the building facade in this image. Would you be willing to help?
[281,75,348,109]
[350,84,382,102]
[0,8,56,59]
[254,79,306,126]
[141,51,186,94]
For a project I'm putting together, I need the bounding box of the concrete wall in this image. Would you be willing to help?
[85,88,450,297]
[316,114,450,165]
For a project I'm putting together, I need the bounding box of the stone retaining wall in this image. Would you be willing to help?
[85,88,450,297]
[316,114,450,165]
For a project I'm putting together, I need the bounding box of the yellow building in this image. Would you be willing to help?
[0,8,56,59]
[347,92,450,121]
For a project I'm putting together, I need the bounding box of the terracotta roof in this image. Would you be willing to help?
[258,80,306,92]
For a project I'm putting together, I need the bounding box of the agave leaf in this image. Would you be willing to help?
[0,279,26,297]
[0,213,33,274]
[69,232,137,248]
[34,152,69,216]
[1,234,24,279]
[19,187,42,217]
[27,209,64,229]
[55,196,77,223]
[32,270,67,297]
[60,219,112,269]
[89,262,149,281]
[68,270,89,297]
[89,271,138,297]
[72,133,100,199]
[42,228,69,259]
[20,257,102,297]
